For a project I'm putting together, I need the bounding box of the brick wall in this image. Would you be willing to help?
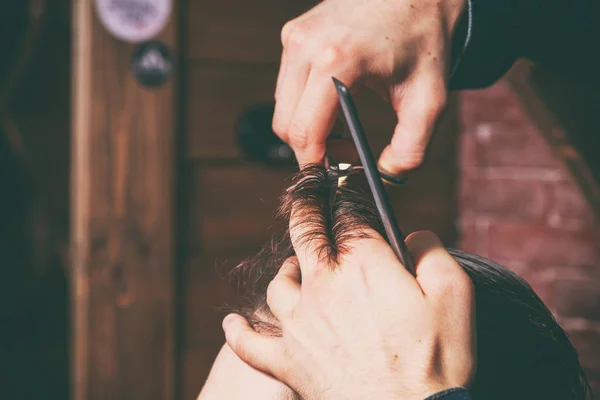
[458,80,600,395]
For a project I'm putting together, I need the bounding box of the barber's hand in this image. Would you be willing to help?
[273,0,466,177]
[223,229,476,400]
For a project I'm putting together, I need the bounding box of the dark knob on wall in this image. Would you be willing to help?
[236,103,296,166]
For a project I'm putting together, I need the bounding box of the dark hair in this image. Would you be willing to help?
[229,165,591,400]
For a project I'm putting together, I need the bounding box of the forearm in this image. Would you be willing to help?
[449,0,598,89]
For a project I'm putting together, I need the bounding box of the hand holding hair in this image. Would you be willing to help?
[202,166,588,399]
[222,215,476,400]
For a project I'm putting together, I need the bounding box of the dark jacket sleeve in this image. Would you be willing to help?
[448,0,599,90]
[425,387,472,400]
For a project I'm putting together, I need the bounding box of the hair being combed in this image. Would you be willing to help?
[227,165,592,400]
[277,165,386,265]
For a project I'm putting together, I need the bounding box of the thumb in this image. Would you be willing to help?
[223,313,284,377]
[405,231,473,303]
[378,80,447,177]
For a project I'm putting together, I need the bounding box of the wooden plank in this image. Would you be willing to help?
[390,165,458,245]
[187,0,318,63]
[186,66,278,160]
[70,0,177,399]
[184,257,237,346]
[187,0,284,63]
[184,164,293,254]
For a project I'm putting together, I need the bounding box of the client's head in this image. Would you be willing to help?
[199,165,590,400]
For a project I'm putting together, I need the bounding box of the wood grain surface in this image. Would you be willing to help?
[71,0,178,398]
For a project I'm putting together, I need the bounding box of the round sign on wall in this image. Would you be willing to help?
[95,0,172,43]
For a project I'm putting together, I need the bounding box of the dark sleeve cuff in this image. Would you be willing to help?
[448,0,520,90]
[448,0,598,90]
[425,387,472,400]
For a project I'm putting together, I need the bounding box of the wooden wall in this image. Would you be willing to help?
[180,1,460,398]
[70,0,178,399]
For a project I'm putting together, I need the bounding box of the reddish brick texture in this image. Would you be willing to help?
[458,81,600,393]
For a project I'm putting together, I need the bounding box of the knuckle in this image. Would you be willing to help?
[396,151,425,171]
[418,79,448,119]
[313,44,345,71]
[234,336,253,361]
[272,117,288,137]
[432,267,474,299]
[226,325,242,348]
[429,91,448,117]
[280,20,295,45]
[287,122,312,151]
[283,20,310,49]
[313,41,362,73]
[282,255,299,269]
[455,272,475,298]
[429,91,447,115]
[406,152,426,169]
[427,273,454,295]
[279,259,300,279]
[266,279,281,306]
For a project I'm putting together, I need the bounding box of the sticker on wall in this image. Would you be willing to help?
[131,40,173,88]
[95,0,172,43]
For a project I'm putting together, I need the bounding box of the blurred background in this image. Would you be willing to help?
[1,0,599,399]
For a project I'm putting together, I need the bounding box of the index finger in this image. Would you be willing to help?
[284,164,340,276]
[288,204,325,276]
[285,69,341,166]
